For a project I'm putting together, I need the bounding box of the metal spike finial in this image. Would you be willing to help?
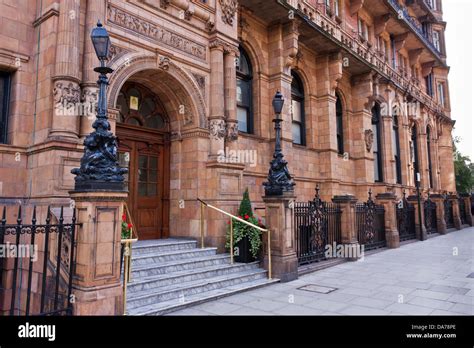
[315,184,320,199]
[32,206,37,225]
[368,188,373,201]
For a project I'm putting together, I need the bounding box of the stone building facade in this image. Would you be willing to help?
[0,0,458,249]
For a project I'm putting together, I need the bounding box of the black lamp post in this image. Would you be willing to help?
[71,21,127,191]
[263,91,295,196]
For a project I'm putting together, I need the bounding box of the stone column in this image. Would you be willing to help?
[381,115,395,184]
[430,194,447,234]
[376,193,400,248]
[449,194,462,230]
[408,195,427,240]
[50,0,81,140]
[460,194,473,226]
[80,0,106,139]
[69,191,127,315]
[332,195,360,260]
[262,194,298,282]
[208,39,226,160]
[224,45,239,156]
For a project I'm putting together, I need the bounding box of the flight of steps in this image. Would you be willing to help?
[125,239,278,315]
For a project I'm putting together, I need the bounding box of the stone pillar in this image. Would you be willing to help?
[449,194,462,230]
[381,115,395,184]
[408,195,427,240]
[208,39,226,159]
[50,0,81,140]
[430,194,447,234]
[461,194,473,226]
[80,0,106,139]
[69,191,127,315]
[376,193,400,248]
[262,194,298,282]
[224,45,239,156]
[332,195,360,260]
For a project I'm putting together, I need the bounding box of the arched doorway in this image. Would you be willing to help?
[116,81,170,240]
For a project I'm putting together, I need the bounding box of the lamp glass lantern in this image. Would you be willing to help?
[91,21,110,61]
[272,91,285,115]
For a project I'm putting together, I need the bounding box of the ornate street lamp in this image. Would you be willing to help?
[71,21,127,191]
[263,91,295,196]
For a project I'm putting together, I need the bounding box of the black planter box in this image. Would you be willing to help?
[234,235,256,263]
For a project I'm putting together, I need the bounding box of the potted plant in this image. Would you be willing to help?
[121,213,133,239]
[225,189,264,263]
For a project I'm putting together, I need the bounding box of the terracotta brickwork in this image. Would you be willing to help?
[0,0,457,251]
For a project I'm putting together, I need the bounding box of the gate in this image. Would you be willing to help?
[396,192,416,241]
[0,205,80,316]
[295,187,342,265]
[458,197,467,225]
[444,197,455,229]
[424,195,438,234]
[356,191,386,250]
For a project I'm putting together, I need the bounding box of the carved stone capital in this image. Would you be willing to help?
[209,119,227,140]
[226,121,239,142]
[365,129,374,152]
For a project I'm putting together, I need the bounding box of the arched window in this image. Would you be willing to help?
[291,72,305,145]
[411,125,420,185]
[336,94,344,155]
[372,103,383,182]
[392,109,402,184]
[116,82,168,131]
[427,126,434,188]
[236,47,253,133]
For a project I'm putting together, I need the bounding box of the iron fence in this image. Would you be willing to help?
[423,197,438,234]
[396,195,417,242]
[0,205,80,316]
[458,197,467,225]
[295,188,342,265]
[356,191,386,250]
[444,198,454,229]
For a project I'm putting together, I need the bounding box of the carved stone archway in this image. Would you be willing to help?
[108,53,208,130]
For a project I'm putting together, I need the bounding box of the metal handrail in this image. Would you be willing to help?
[197,198,272,279]
[121,203,138,315]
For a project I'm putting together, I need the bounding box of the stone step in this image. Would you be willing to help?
[132,239,198,256]
[128,277,279,316]
[126,269,268,310]
[127,262,260,294]
[131,254,231,279]
[131,247,218,267]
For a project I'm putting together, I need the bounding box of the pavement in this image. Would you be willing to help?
[168,227,474,315]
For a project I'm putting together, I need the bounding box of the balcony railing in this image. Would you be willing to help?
[386,0,442,57]
[283,0,445,115]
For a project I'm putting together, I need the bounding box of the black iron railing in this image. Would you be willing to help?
[458,197,467,225]
[295,187,342,265]
[423,197,438,234]
[444,198,455,229]
[397,196,417,242]
[0,205,80,316]
[356,202,386,251]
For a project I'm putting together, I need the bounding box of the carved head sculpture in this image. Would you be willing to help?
[364,129,374,152]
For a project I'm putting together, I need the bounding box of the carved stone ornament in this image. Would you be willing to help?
[209,119,226,140]
[219,0,238,26]
[365,129,374,152]
[226,122,239,142]
[159,56,171,71]
[53,81,81,105]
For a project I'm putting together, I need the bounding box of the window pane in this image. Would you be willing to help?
[237,79,251,106]
[292,122,302,144]
[127,118,141,126]
[138,168,147,182]
[138,156,148,169]
[149,170,158,183]
[148,184,157,196]
[292,100,301,122]
[374,155,380,181]
[372,124,378,152]
[237,107,248,132]
[139,97,155,117]
[138,183,147,197]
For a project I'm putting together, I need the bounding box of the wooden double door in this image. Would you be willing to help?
[118,127,170,240]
